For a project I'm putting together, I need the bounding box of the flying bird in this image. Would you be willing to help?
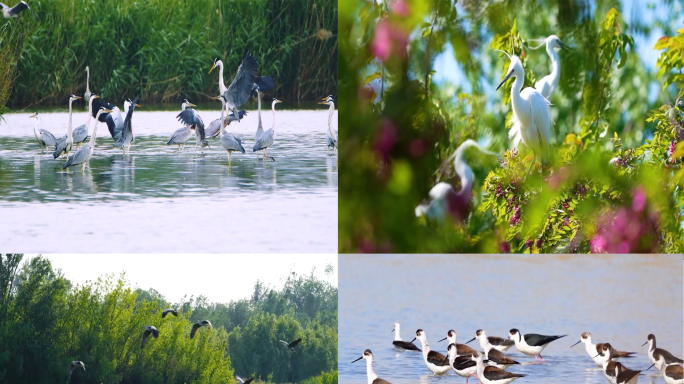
[141,325,159,348]
[190,320,212,339]
[209,52,258,122]
[236,376,255,384]
[162,308,179,318]
[280,338,302,352]
[1,1,38,20]
[67,361,85,381]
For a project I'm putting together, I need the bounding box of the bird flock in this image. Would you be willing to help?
[7,1,338,172]
[416,35,570,222]
[352,324,682,384]
[64,307,303,383]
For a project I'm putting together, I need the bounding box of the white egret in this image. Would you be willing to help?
[496,51,554,179]
[28,112,56,151]
[252,98,282,160]
[319,95,337,154]
[528,35,571,99]
[415,139,498,222]
[212,95,245,166]
[63,107,111,172]
[53,95,82,162]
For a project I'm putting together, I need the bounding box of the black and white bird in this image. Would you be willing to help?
[67,360,85,381]
[205,109,247,139]
[1,1,38,20]
[351,349,393,384]
[162,308,179,318]
[57,93,100,151]
[466,329,520,370]
[508,328,566,362]
[642,334,683,366]
[176,99,209,149]
[236,376,255,384]
[570,332,636,367]
[62,107,111,172]
[28,112,56,151]
[648,352,684,384]
[410,329,451,374]
[141,325,159,348]
[279,338,302,352]
[213,95,245,165]
[190,320,212,339]
[469,351,526,384]
[613,362,642,384]
[53,95,82,162]
[438,329,477,356]
[114,97,140,154]
[465,329,514,353]
[208,52,258,123]
[91,97,125,141]
[446,343,479,384]
[391,322,420,351]
[167,99,199,151]
[596,344,638,384]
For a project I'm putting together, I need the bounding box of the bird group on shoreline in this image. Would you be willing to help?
[353,324,682,384]
[416,35,570,222]
[65,307,303,383]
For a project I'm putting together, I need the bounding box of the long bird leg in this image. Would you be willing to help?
[524,153,535,182]
[535,354,539,362]
[227,151,232,166]
[263,148,268,160]
[81,163,85,173]
[539,354,545,362]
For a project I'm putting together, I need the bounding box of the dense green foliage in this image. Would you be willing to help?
[0,254,337,384]
[339,0,684,253]
[1,0,337,107]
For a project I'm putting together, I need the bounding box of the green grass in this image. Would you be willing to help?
[3,0,337,107]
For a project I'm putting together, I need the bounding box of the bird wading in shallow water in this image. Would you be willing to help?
[508,328,566,362]
[62,107,112,172]
[53,95,82,163]
[209,52,258,123]
[351,349,393,384]
[28,112,56,152]
[115,98,140,154]
[167,99,199,151]
[213,95,245,166]
[252,98,282,161]
[319,95,337,154]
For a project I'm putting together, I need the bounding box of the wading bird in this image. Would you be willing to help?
[141,325,159,348]
[496,51,554,180]
[176,99,209,150]
[208,52,258,122]
[53,95,82,162]
[642,334,683,366]
[252,98,281,160]
[213,95,245,165]
[206,109,247,138]
[416,139,498,222]
[115,97,140,154]
[466,330,520,370]
[1,1,38,20]
[446,344,479,384]
[167,99,198,151]
[84,66,91,103]
[162,308,179,318]
[391,322,420,351]
[67,361,85,381]
[63,107,111,172]
[28,112,56,151]
[595,344,641,384]
[569,332,636,367]
[351,349,393,384]
[190,320,211,339]
[437,330,478,357]
[648,353,684,384]
[236,376,255,384]
[91,98,124,141]
[409,329,451,374]
[57,92,99,151]
[280,338,302,352]
[508,329,566,362]
[465,330,514,353]
[319,95,337,154]
[469,351,526,384]
[252,75,275,146]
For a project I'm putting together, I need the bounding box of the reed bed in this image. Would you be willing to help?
[3,0,337,107]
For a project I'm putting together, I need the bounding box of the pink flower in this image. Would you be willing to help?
[590,234,607,253]
[632,186,646,213]
[668,140,677,163]
[373,118,397,162]
[390,0,410,17]
[371,19,408,62]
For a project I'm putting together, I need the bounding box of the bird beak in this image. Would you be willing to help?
[276,100,282,104]
[465,337,476,345]
[351,356,363,364]
[559,41,574,51]
[438,337,447,342]
[188,102,196,107]
[593,353,601,358]
[645,363,655,371]
[74,96,82,100]
[209,63,216,74]
[410,337,417,343]
[135,104,141,107]
[318,101,328,104]
[212,96,221,100]
[496,72,514,91]
[570,340,581,348]
[391,328,394,333]
[321,96,328,101]
[641,341,648,346]
[94,95,100,99]
[104,109,113,113]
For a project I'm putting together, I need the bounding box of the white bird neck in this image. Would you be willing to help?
[181,102,188,111]
[219,100,227,136]
[86,68,90,90]
[218,61,226,94]
[394,326,402,341]
[648,339,655,352]
[448,334,457,344]
[67,100,74,139]
[510,75,525,118]
[327,102,335,135]
[475,355,485,377]
[547,45,560,91]
[479,336,493,354]
[271,101,277,130]
[89,112,102,146]
[602,351,613,369]
[33,117,40,137]
[366,358,378,384]
[419,338,431,360]
[584,338,596,356]
[86,97,96,127]
[257,89,262,126]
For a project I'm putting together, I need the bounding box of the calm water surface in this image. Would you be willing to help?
[0,108,337,252]
[339,255,683,384]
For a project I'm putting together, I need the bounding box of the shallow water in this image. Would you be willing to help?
[339,255,683,384]
[0,108,338,252]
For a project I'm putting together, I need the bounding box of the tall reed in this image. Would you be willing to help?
[5,0,337,107]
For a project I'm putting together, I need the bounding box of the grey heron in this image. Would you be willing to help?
[251,75,275,154]
[318,95,337,154]
[141,325,159,348]
[1,1,38,20]
[91,97,124,141]
[167,99,197,151]
[62,107,111,172]
[162,308,179,318]
[190,320,212,339]
[28,112,56,151]
[208,52,258,122]
[114,97,140,154]
[176,99,209,149]
[236,376,254,384]
[279,337,302,352]
[53,95,82,162]
[57,92,99,151]
[206,109,247,138]
[67,361,85,381]
[252,98,281,159]
[212,95,245,166]
[84,66,91,103]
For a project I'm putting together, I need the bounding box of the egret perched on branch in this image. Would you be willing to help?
[1,1,38,20]
[208,52,258,122]
[63,107,111,172]
[527,35,572,99]
[115,97,140,154]
[53,95,82,162]
[319,95,337,154]
[57,92,99,151]
[252,98,282,160]
[416,139,498,222]
[212,95,245,166]
[28,113,56,151]
[176,99,209,149]
[496,51,554,179]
